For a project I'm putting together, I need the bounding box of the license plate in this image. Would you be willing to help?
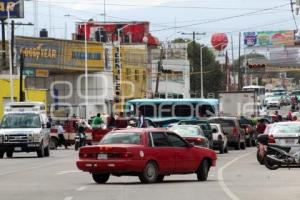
[14,147,22,151]
[98,153,108,160]
[285,139,295,144]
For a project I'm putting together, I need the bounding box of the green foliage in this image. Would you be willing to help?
[183,40,225,97]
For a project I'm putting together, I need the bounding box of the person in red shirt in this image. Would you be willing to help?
[256,119,266,134]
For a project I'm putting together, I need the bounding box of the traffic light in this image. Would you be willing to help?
[246,61,266,69]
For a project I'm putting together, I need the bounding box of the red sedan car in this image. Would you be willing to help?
[76,128,217,184]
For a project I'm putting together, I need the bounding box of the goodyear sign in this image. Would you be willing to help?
[0,0,24,19]
[16,37,62,69]
[15,37,104,71]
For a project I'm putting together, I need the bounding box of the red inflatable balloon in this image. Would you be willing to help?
[211,33,228,51]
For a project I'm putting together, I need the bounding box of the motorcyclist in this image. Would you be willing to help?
[77,121,86,147]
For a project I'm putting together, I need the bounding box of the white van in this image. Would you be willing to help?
[0,102,51,158]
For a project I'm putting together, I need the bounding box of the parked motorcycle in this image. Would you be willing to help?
[257,134,300,170]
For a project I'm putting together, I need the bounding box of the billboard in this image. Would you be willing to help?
[16,37,62,69]
[0,0,24,19]
[16,37,105,71]
[244,31,295,47]
[62,40,104,71]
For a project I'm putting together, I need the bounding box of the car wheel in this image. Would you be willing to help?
[37,142,45,158]
[246,138,251,147]
[6,151,13,158]
[0,151,4,159]
[49,137,58,150]
[44,145,50,157]
[219,143,224,154]
[197,159,210,181]
[251,139,256,147]
[256,149,264,165]
[157,175,165,182]
[92,173,110,184]
[224,144,228,153]
[139,161,159,183]
[240,141,246,150]
[235,139,241,150]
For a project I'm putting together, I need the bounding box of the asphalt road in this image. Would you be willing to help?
[0,145,299,200]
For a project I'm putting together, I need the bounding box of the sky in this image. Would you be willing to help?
[12,0,300,53]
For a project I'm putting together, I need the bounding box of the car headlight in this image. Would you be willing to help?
[33,134,41,142]
[27,134,33,142]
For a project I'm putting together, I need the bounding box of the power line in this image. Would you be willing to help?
[151,3,290,32]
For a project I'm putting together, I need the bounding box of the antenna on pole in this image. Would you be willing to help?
[49,0,52,37]
[33,0,38,36]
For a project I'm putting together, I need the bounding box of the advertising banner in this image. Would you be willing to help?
[0,0,24,19]
[244,30,295,47]
[62,40,104,70]
[16,37,62,69]
[16,37,105,71]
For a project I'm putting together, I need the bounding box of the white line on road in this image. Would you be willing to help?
[218,151,254,200]
[57,170,80,175]
[64,197,73,200]
[76,186,87,192]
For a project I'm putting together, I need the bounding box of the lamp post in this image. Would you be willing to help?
[200,45,204,98]
[117,23,137,105]
[7,0,22,102]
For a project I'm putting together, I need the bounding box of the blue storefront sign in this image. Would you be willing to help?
[0,0,24,19]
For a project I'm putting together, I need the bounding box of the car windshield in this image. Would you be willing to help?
[170,126,202,137]
[100,132,141,144]
[272,124,300,134]
[1,113,41,129]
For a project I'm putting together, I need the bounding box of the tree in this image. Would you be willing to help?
[184,40,225,97]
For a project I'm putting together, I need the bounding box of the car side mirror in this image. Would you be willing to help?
[46,122,51,129]
[187,142,193,148]
[212,128,217,133]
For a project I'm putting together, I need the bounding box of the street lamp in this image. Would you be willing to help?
[117,23,137,105]
[200,45,204,98]
[7,0,22,102]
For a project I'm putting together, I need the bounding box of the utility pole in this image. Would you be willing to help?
[238,32,242,90]
[155,46,163,97]
[19,53,25,102]
[180,31,206,97]
[1,19,6,70]
[11,20,15,73]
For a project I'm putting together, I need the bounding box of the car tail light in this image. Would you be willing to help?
[268,134,276,143]
[232,127,238,136]
[122,152,133,158]
[245,127,251,134]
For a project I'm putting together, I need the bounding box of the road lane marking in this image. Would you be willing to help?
[64,196,73,200]
[57,170,80,175]
[76,186,86,192]
[218,151,254,200]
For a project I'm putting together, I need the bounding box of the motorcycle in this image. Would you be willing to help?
[257,134,300,170]
[75,132,86,151]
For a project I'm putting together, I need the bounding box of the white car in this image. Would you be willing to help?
[267,122,300,154]
[266,97,281,109]
[210,123,228,154]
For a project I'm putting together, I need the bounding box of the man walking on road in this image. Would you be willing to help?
[56,121,68,149]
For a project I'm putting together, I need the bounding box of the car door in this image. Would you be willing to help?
[167,132,198,173]
[149,132,176,174]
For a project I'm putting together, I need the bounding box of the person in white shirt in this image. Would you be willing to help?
[56,121,68,149]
